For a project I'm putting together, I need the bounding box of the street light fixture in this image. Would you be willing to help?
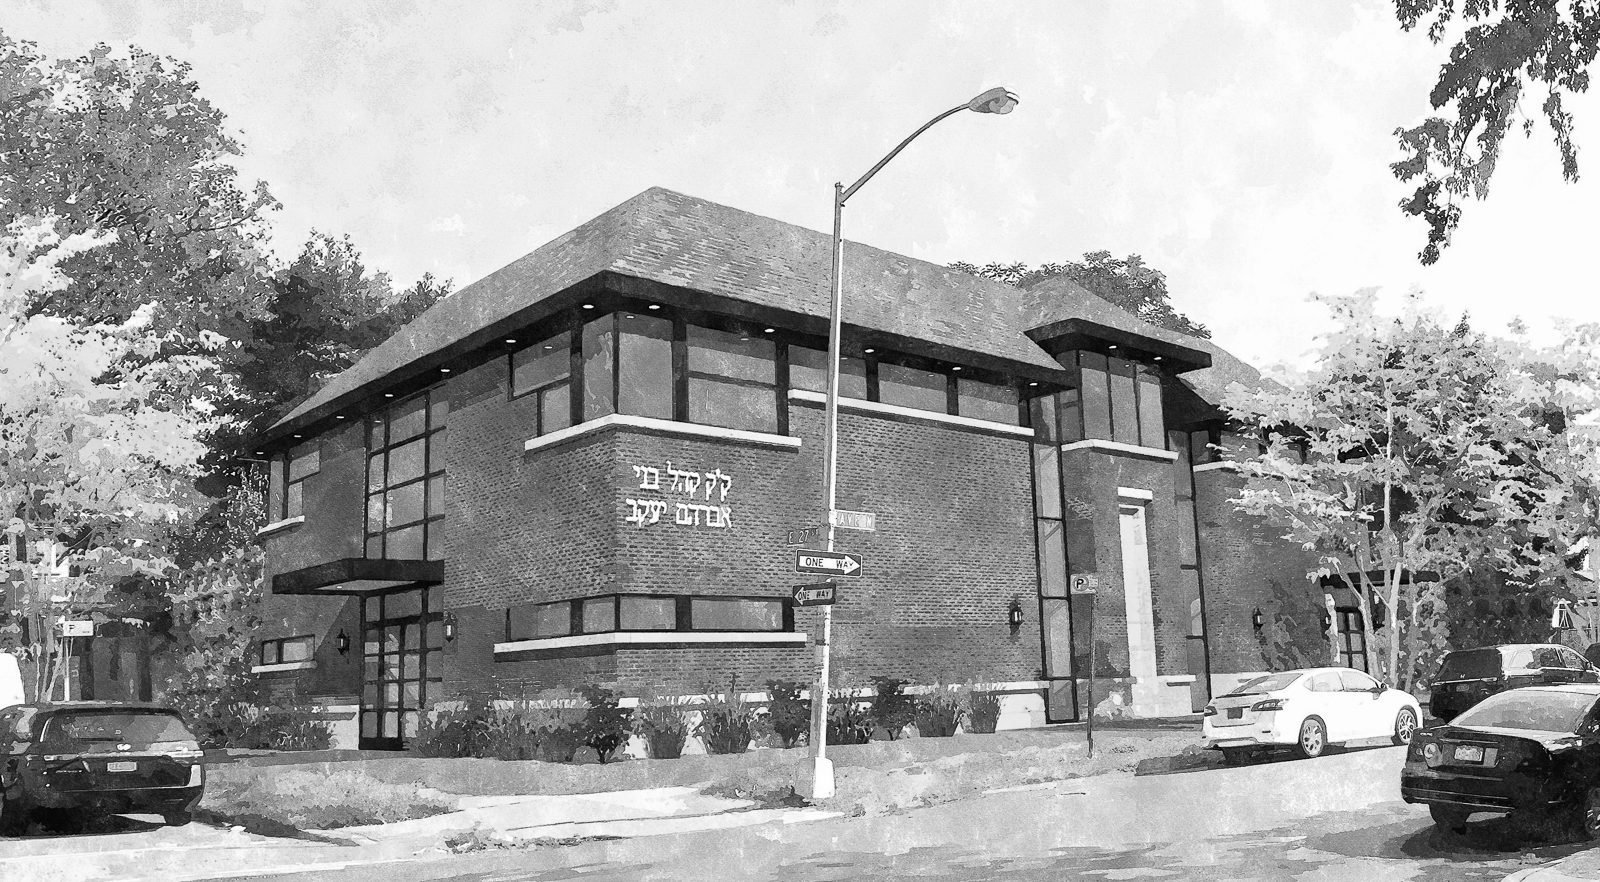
[808,86,1019,800]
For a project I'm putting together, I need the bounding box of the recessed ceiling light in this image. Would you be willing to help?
[440,367,452,373]
[1154,356,1162,361]
[582,303,595,309]
[625,314,636,319]
[506,338,517,344]
[336,415,347,420]
[763,328,774,334]
[951,366,962,372]
[1029,382,1039,387]
[864,348,875,354]
[1108,344,1118,350]
[740,337,749,342]
[293,434,303,439]
[543,344,554,350]
[648,304,661,310]
[385,393,395,398]
[254,450,264,455]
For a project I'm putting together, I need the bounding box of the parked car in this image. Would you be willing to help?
[1403,683,1600,837]
[0,702,206,833]
[1202,667,1422,764]
[1428,644,1600,722]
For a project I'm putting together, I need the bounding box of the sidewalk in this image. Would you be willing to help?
[1508,853,1600,882]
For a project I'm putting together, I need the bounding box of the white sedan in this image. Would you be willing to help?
[1202,667,1422,764]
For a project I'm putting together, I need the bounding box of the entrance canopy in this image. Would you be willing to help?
[271,557,444,595]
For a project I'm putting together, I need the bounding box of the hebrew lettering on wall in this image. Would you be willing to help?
[625,459,735,529]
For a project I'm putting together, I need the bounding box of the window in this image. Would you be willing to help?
[512,331,573,435]
[618,313,673,419]
[366,389,447,560]
[687,325,778,433]
[689,597,784,631]
[269,440,320,521]
[1335,609,1368,672]
[1306,672,1341,692]
[505,594,789,639]
[789,346,867,398]
[260,635,314,666]
[1063,351,1166,449]
[620,596,677,630]
[1339,669,1379,692]
[877,362,948,412]
[957,378,1019,424]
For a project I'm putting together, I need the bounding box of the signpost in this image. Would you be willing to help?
[828,509,877,532]
[57,620,93,638]
[792,582,838,607]
[795,551,863,577]
[1070,574,1099,757]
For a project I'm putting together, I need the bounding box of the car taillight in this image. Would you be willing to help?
[1251,698,1286,712]
[187,764,204,786]
[1423,742,1443,767]
[1202,705,1217,717]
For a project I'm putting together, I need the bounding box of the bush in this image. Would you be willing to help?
[913,685,965,737]
[576,685,633,763]
[412,691,584,761]
[633,692,693,759]
[182,701,334,752]
[411,694,495,758]
[697,678,757,755]
[764,679,810,749]
[967,690,1002,734]
[867,677,916,740]
[825,692,873,745]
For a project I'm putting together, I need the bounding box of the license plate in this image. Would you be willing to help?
[106,761,137,772]
[1227,708,1243,719]
[1453,745,1485,763]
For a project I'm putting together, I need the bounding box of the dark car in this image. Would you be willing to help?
[1427,644,1599,722]
[0,702,205,833]
[1402,684,1600,837]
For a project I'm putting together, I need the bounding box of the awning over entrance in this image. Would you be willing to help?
[271,558,444,595]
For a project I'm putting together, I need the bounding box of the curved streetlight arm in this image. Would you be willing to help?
[838,104,967,205]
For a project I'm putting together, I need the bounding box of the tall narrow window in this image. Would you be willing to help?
[687,325,778,433]
[277,440,320,521]
[581,313,616,421]
[617,313,673,419]
[1336,609,1369,672]
[366,389,447,561]
[512,330,573,435]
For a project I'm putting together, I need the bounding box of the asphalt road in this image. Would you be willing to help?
[190,745,1595,882]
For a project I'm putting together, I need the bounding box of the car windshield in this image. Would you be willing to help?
[1435,649,1503,681]
[1228,672,1302,695]
[1451,691,1599,733]
[38,711,195,753]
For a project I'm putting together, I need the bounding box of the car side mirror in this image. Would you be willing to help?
[1371,684,1386,696]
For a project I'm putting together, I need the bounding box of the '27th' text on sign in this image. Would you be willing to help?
[624,461,733,529]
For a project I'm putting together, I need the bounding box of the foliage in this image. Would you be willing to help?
[201,768,454,830]
[950,251,1209,338]
[825,692,874,745]
[411,692,585,762]
[411,694,496,759]
[913,684,967,738]
[966,691,1002,734]
[1223,290,1600,689]
[0,215,220,699]
[1392,1,1600,263]
[867,677,916,740]
[632,694,692,760]
[696,677,757,755]
[763,679,811,749]
[575,684,633,763]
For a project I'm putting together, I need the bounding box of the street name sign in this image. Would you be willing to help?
[57,620,93,637]
[792,582,838,607]
[828,509,877,532]
[785,525,821,548]
[1069,574,1099,595]
[795,550,863,577]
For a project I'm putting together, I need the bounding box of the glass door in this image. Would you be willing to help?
[360,588,443,750]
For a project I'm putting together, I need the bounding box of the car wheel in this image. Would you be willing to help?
[163,810,193,827]
[1430,804,1471,833]
[1392,707,1418,746]
[1295,717,1327,759]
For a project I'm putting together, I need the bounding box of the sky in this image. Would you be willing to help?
[5,0,1598,373]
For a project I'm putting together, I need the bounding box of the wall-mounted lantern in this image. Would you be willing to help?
[1251,607,1265,630]
[1007,598,1024,634]
[1370,595,1387,628]
[443,612,458,643]
[336,628,350,656]
[1320,610,1333,633]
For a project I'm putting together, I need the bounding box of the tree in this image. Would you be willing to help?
[950,251,1209,338]
[1,214,220,699]
[1393,0,1600,264]
[1223,290,1600,689]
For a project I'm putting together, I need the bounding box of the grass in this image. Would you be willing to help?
[200,768,456,831]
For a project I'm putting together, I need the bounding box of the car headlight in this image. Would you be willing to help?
[1423,742,1443,767]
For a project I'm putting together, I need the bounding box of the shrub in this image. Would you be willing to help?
[576,685,633,763]
[967,690,1002,734]
[525,690,585,763]
[697,678,757,755]
[913,685,965,738]
[763,679,811,749]
[867,677,916,740]
[633,692,693,759]
[411,694,495,758]
[825,692,873,745]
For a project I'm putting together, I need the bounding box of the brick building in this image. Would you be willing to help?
[250,188,1347,749]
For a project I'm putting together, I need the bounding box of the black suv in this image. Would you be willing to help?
[0,702,206,833]
[1428,644,1600,722]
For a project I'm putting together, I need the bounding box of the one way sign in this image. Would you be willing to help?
[795,551,863,577]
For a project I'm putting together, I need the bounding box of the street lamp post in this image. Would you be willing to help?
[808,86,1019,800]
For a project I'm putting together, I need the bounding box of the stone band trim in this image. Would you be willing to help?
[250,660,318,674]
[1059,439,1179,461]
[788,389,1035,438]
[255,516,306,538]
[1191,460,1241,473]
[524,413,803,454]
[494,631,810,655]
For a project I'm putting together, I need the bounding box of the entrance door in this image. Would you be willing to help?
[360,588,443,750]
[1119,503,1157,684]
